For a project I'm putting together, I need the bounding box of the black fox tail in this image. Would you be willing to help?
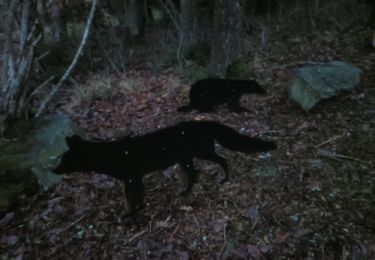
[212,123,277,153]
[177,105,193,112]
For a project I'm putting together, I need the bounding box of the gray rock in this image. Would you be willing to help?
[288,61,362,111]
[30,115,84,190]
[0,115,82,213]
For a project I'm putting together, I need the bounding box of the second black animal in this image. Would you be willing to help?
[178,78,266,112]
[54,121,276,217]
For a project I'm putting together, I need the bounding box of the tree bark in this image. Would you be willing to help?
[1,0,17,114]
[208,0,245,78]
[20,0,31,51]
[50,0,66,43]
[128,0,143,36]
[180,0,197,52]
[180,0,212,55]
[368,2,375,27]
[36,0,98,116]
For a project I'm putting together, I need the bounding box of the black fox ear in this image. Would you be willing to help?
[66,135,82,147]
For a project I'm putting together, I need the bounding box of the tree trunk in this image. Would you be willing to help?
[180,0,212,55]
[368,2,375,27]
[50,0,66,44]
[208,0,245,78]
[127,0,143,36]
[180,0,198,52]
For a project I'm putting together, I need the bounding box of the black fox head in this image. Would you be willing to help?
[244,80,267,94]
[54,135,85,174]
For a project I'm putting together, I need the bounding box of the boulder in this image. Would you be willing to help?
[0,115,82,213]
[288,61,362,111]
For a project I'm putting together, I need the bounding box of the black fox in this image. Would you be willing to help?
[178,78,266,113]
[54,121,276,217]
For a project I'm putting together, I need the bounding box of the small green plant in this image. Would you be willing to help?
[96,77,114,98]
[185,63,209,83]
[186,42,211,66]
[64,76,116,114]
[227,58,251,79]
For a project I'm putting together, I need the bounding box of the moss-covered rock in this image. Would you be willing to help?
[0,115,83,213]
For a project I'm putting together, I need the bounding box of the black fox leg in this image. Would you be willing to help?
[199,153,229,184]
[123,177,144,217]
[178,160,199,195]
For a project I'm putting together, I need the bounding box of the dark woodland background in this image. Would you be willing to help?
[1,0,375,259]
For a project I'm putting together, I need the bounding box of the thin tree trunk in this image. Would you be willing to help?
[1,0,17,113]
[180,0,212,55]
[50,0,66,43]
[180,0,197,52]
[20,0,31,51]
[128,0,143,36]
[368,2,375,27]
[208,0,244,78]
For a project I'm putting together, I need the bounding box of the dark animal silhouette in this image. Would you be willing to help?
[54,121,276,217]
[178,78,266,113]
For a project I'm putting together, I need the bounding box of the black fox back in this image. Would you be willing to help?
[173,121,276,153]
[178,78,266,112]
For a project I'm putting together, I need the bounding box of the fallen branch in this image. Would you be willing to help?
[168,224,180,241]
[314,134,344,148]
[128,229,148,243]
[54,214,86,237]
[317,149,370,165]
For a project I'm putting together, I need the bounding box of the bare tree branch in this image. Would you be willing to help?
[1,0,17,97]
[25,76,55,104]
[36,0,98,117]
[158,0,181,32]
[20,0,31,51]
[158,0,185,66]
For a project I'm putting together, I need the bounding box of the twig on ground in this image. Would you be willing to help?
[259,129,284,135]
[314,134,344,148]
[24,193,43,212]
[128,229,148,243]
[55,214,86,237]
[251,217,258,231]
[318,149,370,165]
[169,224,180,241]
[219,223,228,257]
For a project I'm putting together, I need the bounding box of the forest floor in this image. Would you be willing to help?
[1,21,375,259]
